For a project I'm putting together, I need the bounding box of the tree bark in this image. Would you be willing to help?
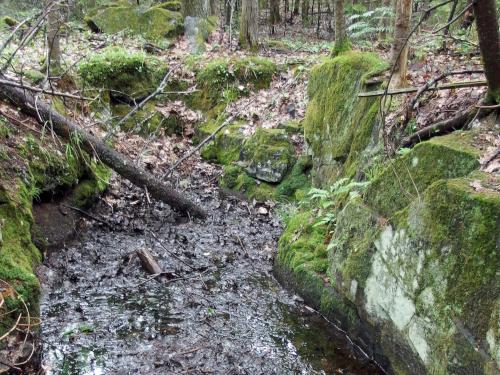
[240,0,259,49]
[301,0,309,24]
[293,0,300,16]
[182,0,210,17]
[390,0,413,88]
[45,0,63,69]
[332,0,349,55]
[270,0,281,31]
[473,0,500,104]
[0,81,207,219]
[441,0,458,48]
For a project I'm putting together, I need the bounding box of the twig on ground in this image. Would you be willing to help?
[0,78,93,100]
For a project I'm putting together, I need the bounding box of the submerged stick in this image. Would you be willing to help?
[136,248,163,275]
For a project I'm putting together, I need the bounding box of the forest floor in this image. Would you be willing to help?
[0,14,496,373]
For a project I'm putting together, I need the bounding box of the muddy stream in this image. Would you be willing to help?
[37,172,384,375]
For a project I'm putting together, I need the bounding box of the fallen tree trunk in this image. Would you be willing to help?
[401,105,492,147]
[0,80,207,219]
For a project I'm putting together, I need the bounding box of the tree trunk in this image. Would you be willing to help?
[378,0,391,40]
[46,0,63,69]
[332,0,349,55]
[473,0,500,104]
[301,0,309,24]
[270,0,281,29]
[183,0,210,17]
[441,0,457,49]
[240,0,259,49]
[293,0,300,16]
[0,81,207,219]
[390,0,413,88]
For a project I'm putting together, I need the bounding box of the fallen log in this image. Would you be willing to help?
[358,79,487,97]
[136,248,163,275]
[0,79,207,218]
[401,105,492,147]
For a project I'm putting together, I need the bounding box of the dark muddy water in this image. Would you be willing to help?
[39,176,384,375]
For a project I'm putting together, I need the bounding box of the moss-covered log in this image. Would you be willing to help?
[0,81,207,219]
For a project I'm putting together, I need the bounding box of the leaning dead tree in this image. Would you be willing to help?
[0,82,207,219]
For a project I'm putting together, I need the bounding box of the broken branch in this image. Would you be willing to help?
[136,248,163,275]
[360,79,487,97]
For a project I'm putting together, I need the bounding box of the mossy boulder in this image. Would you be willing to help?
[199,121,246,165]
[241,128,295,183]
[303,51,388,185]
[365,131,480,218]
[360,175,500,374]
[77,47,165,101]
[85,3,183,41]
[219,165,275,201]
[278,127,499,374]
[191,56,277,111]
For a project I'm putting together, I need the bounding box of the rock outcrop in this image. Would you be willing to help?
[276,51,500,375]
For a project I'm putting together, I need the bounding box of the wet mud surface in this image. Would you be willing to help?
[39,174,385,375]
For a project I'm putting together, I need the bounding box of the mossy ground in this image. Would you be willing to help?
[0,114,110,321]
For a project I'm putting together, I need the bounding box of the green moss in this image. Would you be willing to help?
[416,177,499,335]
[0,183,41,315]
[241,128,295,183]
[1,16,18,28]
[199,121,245,165]
[274,156,312,200]
[219,165,275,201]
[365,132,480,218]
[331,38,351,57]
[304,51,388,185]
[72,160,111,207]
[155,1,181,11]
[328,198,380,292]
[191,56,277,111]
[111,102,165,135]
[278,119,303,134]
[23,70,45,85]
[77,47,165,99]
[233,56,277,90]
[85,4,183,41]
[277,210,328,274]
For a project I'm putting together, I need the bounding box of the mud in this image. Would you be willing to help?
[39,174,385,375]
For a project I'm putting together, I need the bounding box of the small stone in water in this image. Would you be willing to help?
[258,207,268,215]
